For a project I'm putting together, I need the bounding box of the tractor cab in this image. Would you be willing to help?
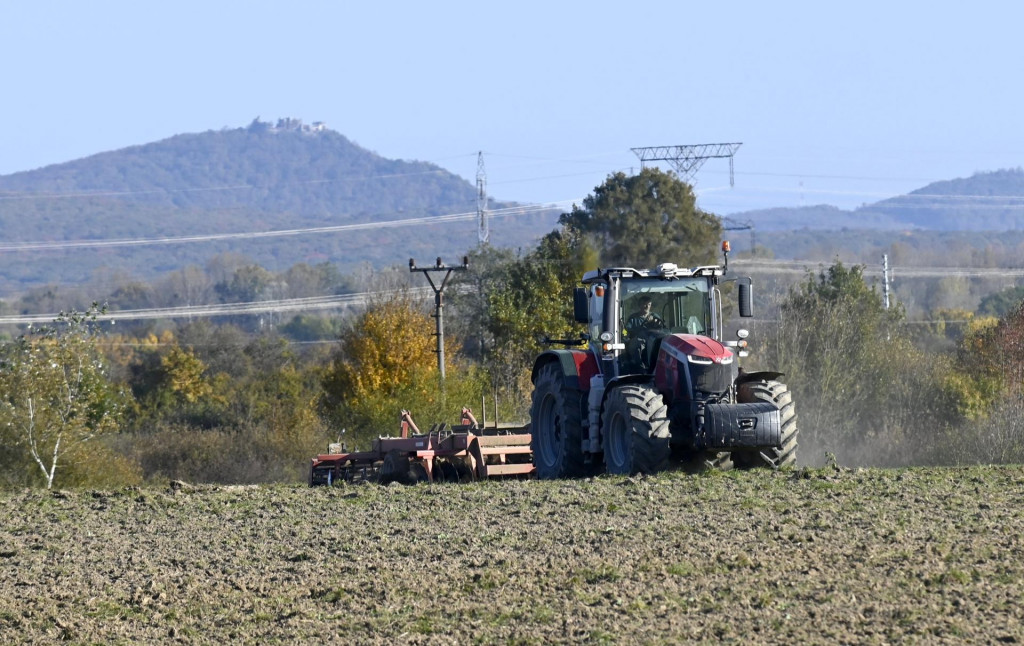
[573,260,750,379]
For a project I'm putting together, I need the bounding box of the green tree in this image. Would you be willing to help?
[761,262,959,466]
[280,314,342,342]
[281,262,348,298]
[215,264,275,302]
[123,334,229,430]
[481,227,595,407]
[448,244,520,362]
[978,284,1024,317]
[107,281,156,310]
[559,167,722,267]
[0,306,125,489]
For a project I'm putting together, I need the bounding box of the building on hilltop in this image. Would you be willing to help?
[272,118,326,134]
[247,117,327,134]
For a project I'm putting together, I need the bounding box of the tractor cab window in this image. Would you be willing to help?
[621,278,711,337]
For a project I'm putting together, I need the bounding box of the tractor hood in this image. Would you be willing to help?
[659,334,734,364]
[654,334,737,401]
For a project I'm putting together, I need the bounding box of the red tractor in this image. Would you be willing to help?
[529,245,797,477]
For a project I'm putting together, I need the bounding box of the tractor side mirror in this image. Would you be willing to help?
[738,279,753,318]
[573,287,589,323]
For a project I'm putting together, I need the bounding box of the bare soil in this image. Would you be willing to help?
[2,465,1023,644]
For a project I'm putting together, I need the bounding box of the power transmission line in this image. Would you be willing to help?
[0,169,458,202]
[739,259,1024,278]
[0,288,434,325]
[0,202,572,253]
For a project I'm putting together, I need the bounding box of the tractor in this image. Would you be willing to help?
[529,243,797,477]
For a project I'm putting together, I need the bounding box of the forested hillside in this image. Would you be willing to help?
[861,168,1024,229]
[0,119,478,232]
[0,119,557,292]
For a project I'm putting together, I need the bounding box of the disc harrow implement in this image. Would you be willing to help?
[310,408,533,486]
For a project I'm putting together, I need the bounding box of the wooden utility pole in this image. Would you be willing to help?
[409,256,468,380]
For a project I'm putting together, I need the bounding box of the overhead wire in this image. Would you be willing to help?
[0,168,460,201]
[1,260,1014,326]
[739,259,1024,278]
[0,287,433,325]
[0,201,575,252]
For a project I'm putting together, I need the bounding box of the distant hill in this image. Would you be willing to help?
[0,118,477,218]
[859,168,1024,230]
[3,121,1022,295]
[0,118,557,292]
[733,168,1024,232]
[728,204,904,232]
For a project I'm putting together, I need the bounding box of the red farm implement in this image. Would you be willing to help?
[310,408,533,486]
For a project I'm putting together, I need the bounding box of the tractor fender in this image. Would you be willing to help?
[735,370,785,387]
[590,374,656,420]
[585,374,657,455]
[604,374,656,390]
[531,349,599,392]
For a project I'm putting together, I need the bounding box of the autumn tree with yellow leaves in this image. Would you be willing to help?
[322,291,483,444]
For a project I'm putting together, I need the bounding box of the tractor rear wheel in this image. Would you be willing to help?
[602,384,671,475]
[736,379,798,468]
[530,363,590,479]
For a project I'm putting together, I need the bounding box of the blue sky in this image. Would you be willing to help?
[2,1,1021,217]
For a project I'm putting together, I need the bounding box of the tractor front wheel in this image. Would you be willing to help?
[602,384,671,475]
[736,380,798,468]
[530,363,589,479]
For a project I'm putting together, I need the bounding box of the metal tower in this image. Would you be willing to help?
[631,142,743,186]
[476,152,489,244]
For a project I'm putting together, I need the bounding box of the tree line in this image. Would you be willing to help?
[2,168,1023,489]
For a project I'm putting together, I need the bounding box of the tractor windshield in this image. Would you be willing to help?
[621,277,711,336]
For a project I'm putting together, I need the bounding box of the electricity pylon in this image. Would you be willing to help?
[631,143,742,186]
[476,152,488,244]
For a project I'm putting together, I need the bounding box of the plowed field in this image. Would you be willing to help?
[2,466,1023,644]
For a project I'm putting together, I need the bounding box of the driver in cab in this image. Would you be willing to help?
[627,296,664,332]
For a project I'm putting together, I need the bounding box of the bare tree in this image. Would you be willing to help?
[0,306,123,488]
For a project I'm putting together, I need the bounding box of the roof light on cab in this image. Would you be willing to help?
[656,263,679,278]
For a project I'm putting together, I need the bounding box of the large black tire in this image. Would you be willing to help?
[530,362,590,479]
[736,380,798,468]
[602,384,671,475]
